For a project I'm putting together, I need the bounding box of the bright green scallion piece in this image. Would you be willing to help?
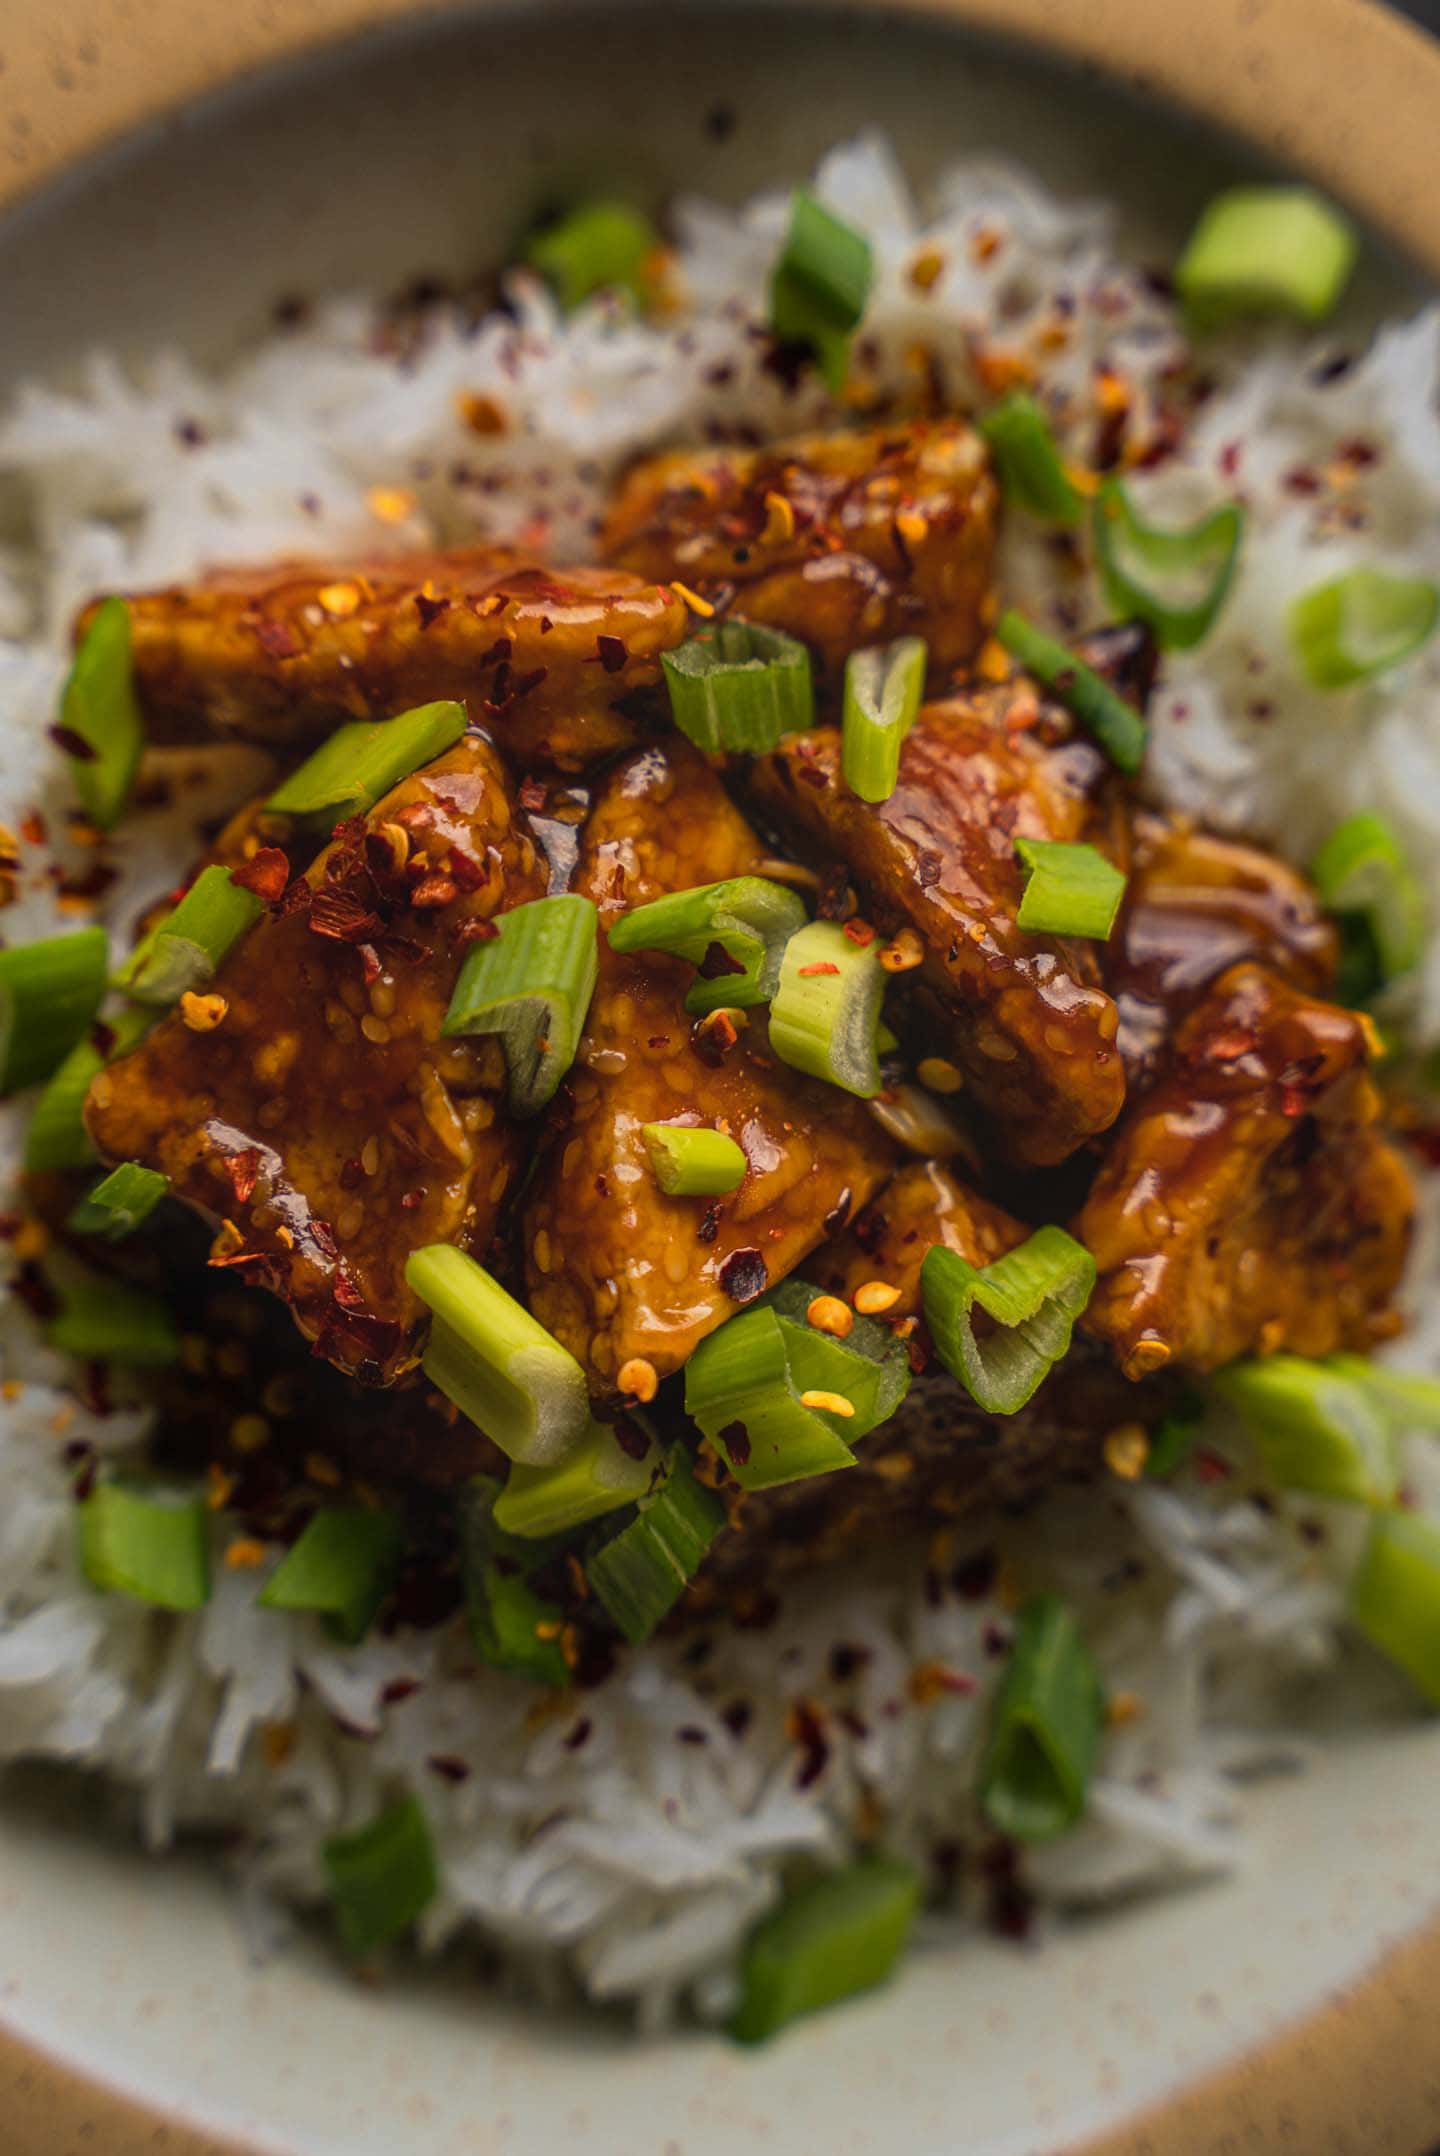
[979,390,1085,526]
[1310,811,1424,987]
[607,875,806,1018]
[441,893,598,1117]
[661,622,814,753]
[47,1273,180,1368]
[769,190,874,393]
[492,1414,660,1540]
[59,596,145,830]
[995,610,1148,775]
[642,1123,747,1197]
[67,1162,169,1241]
[1093,479,1245,651]
[405,1243,590,1468]
[79,1481,210,1611]
[768,918,884,1099]
[22,1004,154,1174]
[1212,1354,1400,1507]
[258,1508,405,1645]
[731,1857,920,2044]
[1014,838,1127,942]
[1175,187,1357,329]
[0,927,109,1096]
[587,1448,725,1646]
[1290,568,1440,691]
[323,1796,439,1958]
[921,1227,1096,1416]
[525,200,661,310]
[840,637,927,804]
[263,701,467,828]
[1350,1509,1440,1706]
[459,1475,571,1685]
[115,865,265,1006]
[980,1594,1106,1841]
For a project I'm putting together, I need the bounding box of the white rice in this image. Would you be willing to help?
[2,133,1439,2026]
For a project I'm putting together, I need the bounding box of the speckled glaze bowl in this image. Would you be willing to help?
[3,3,1440,2151]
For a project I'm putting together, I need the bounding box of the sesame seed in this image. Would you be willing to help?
[360,1014,391,1045]
[799,1389,855,1418]
[317,581,361,616]
[180,990,228,1032]
[804,1295,854,1340]
[854,1280,901,1316]
[668,579,715,617]
[224,1538,268,1571]
[230,1413,271,1453]
[1103,1423,1150,1481]
[617,1356,659,1404]
[878,928,924,973]
[917,1056,964,1094]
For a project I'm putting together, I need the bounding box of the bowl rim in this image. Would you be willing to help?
[4,1,1440,2152]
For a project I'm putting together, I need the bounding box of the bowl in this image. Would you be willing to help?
[3,3,1440,2151]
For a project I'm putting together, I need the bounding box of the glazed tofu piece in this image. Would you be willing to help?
[752,675,1127,1166]
[78,547,690,771]
[85,732,548,1382]
[1076,963,1413,1378]
[522,741,894,1390]
[810,1159,1027,1321]
[1106,813,1338,1085]
[601,419,998,687]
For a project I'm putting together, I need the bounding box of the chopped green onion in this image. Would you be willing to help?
[1289,568,1440,690]
[59,596,144,830]
[67,1162,169,1241]
[607,875,805,1018]
[405,1243,590,1467]
[1212,1354,1399,1506]
[79,1482,210,1611]
[1176,187,1357,328]
[921,1227,1096,1416]
[47,1273,180,1367]
[441,893,598,1116]
[768,918,884,1098]
[588,1448,724,1645]
[684,1290,909,1491]
[840,637,927,804]
[731,1857,920,2044]
[1145,1394,1204,1479]
[769,190,873,393]
[1350,1509,1440,1705]
[642,1123,747,1197]
[980,1594,1106,1841]
[1310,812,1424,984]
[22,1004,154,1174]
[258,1508,405,1645]
[264,701,467,827]
[995,610,1148,775]
[1329,1355,1440,1432]
[1093,480,1244,651]
[525,200,660,310]
[1015,838,1126,941]
[459,1476,569,1684]
[979,391,1085,526]
[0,927,109,1096]
[116,865,265,1005]
[323,1796,439,1959]
[492,1414,660,1540]
[661,623,814,754]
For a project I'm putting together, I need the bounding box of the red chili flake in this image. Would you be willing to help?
[393,802,436,833]
[427,1754,471,1784]
[509,666,548,703]
[380,1677,421,1706]
[454,915,500,945]
[696,1203,723,1245]
[822,1187,853,1237]
[539,616,555,636]
[73,1453,100,1504]
[719,1420,751,1466]
[309,886,384,942]
[358,942,382,985]
[400,1188,425,1210]
[1283,465,1322,496]
[446,846,488,892]
[563,1716,593,1751]
[88,1018,117,1058]
[0,1212,20,1242]
[796,960,840,978]
[20,812,46,845]
[595,634,629,674]
[677,1726,708,1747]
[229,847,289,904]
[982,1838,1035,1942]
[332,1263,369,1312]
[720,1698,751,1738]
[718,1247,767,1304]
[82,1361,114,1419]
[692,1011,739,1068]
[518,775,548,812]
[48,724,99,763]
[612,1415,651,1462]
[224,1149,261,1204]
[842,919,875,948]
[1280,1084,1309,1119]
[952,1547,997,1601]
[255,619,302,660]
[1194,1446,1233,1484]
[798,764,828,790]
[829,1642,870,1682]
[1337,436,1379,469]
[1206,1028,1256,1063]
[697,939,746,980]
[414,592,450,629]
[308,1218,340,1261]
[788,1700,830,1790]
[409,871,459,910]
[53,856,119,904]
[278,876,312,917]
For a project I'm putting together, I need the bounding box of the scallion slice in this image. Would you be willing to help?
[264,701,467,827]
[768,918,884,1098]
[921,1227,1096,1416]
[684,1290,909,1491]
[995,610,1148,775]
[79,1482,210,1611]
[258,1508,405,1645]
[116,865,265,1005]
[1014,838,1126,941]
[1329,1355,1440,1432]
[67,1162,169,1241]
[0,927,109,1096]
[459,1476,570,1685]
[769,189,874,393]
[607,875,805,1018]
[642,1123,747,1197]
[731,1857,920,2044]
[979,390,1085,526]
[1350,1510,1440,1705]
[441,893,598,1116]
[980,1594,1106,1841]
[1176,187,1357,328]
[841,637,927,804]
[59,595,144,830]
[22,1004,154,1174]
[1310,812,1424,984]
[48,1273,180,1367]
[1093,480,1244,651]
[525,200,660,310]
[1289,568,1440,690]
[406,1243,590,1467]
[587,1447,724,1645]
[661,623,814,753]
[1144,1394,1204,1479]
[1212,1354,1399,1507]
[323,1796,439,1959]
[492,1414,660,1540]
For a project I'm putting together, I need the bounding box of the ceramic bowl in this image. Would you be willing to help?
[3,3,1440,2150]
